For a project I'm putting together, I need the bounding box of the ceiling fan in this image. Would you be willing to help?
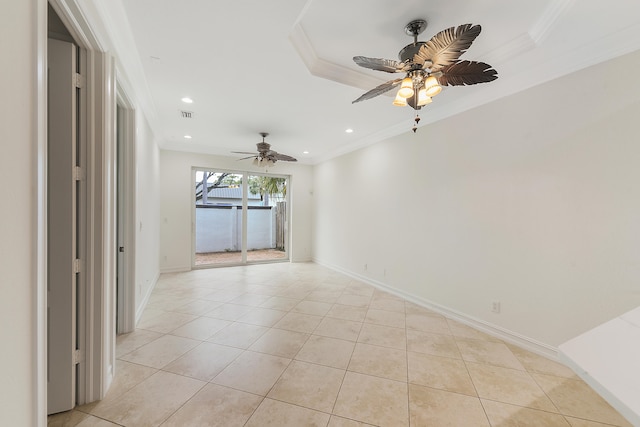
[232,132,297,167]
[352,19,498,132]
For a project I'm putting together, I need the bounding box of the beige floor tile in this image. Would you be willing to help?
[405,302,439,315]
[327,416,377,427]
[292,300,333,316]
[348,343,407,382]
[364,308,405,328]
[456,339,525,370]
[75,415,122,427]
[368,298,406,313]
[244,398,330,427]
[357,323,406,350]
[508,345,578,379]
[47,410,90,427]
[207,322,268,349]
[79,359,157,413]
[203,303,255,321]
[169,316,231,340]
[171,299,222,316]
[482,399,572,427]
[161,383,263,427]
[249,328,309,358]
[295,335,355,369]
[212,350,290,396]
[136,311,198,334]
[203,289,246,303]
[336,294,372,308]
[229,293,272,306]
[162,342,242,381]
[406,312,451,335]
[344,282,374,297]
[115,329,163,358]
[314,317,363,341]
[273,288,312,300]
[237,307,287,327]
[90,371,205,427]
[532,373,633,426]
[409,384,490,427]
[326,304,368,322]
[119,334,200,369]
[333,371,409,427]
[147,296,194,312]
[406,329,462,359]
[134,306,164,323]
[564,416,631,427]
[274,312,323,333]
[260,296,300,311]
[408,352,476,396]
[305,289,343,303]
[447,319,502,342]
[268,360,344,412]
[466,362,557,412]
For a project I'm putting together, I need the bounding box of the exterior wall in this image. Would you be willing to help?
[313,49,640,349]
[195,206,275,252]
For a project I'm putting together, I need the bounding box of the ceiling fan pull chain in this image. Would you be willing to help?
[412,114,421,133]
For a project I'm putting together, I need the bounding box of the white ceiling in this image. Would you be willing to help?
[110,0,640,164]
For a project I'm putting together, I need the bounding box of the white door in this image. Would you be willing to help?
[47,38,78,415]
[116,105,125,333]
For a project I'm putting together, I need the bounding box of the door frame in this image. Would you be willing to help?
[40,0,119,418]
[116,88,137,334]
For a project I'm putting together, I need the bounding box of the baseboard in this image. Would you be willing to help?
[135,271,160,325]
[160,265,191,274]
[313,258,559,360]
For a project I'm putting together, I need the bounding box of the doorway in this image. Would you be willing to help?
[193,169,290,267]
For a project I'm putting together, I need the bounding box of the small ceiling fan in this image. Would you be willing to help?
[352,19,498,131]
[232,132,297,167]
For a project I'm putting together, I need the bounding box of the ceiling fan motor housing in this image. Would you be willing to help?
[399,41,427,63]
[257,142,271,153]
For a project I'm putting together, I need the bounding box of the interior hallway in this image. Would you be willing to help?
[48,263,631,426]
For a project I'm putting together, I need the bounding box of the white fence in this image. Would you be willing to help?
[195,205,276,253]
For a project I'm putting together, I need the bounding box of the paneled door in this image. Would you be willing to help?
[47,38,78,414]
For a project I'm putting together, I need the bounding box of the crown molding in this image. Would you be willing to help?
[289,23,390,92]
[77,0,159,134]
[529,0,576,45]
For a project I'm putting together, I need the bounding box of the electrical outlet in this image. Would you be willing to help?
[492,301,501,313]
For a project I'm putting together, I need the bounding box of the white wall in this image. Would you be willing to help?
[134,111,161,310]
[160,150,313,271]
[0,1,42,424]
[313,49,640,349]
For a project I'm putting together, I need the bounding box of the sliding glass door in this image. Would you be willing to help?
[193,169,289,267]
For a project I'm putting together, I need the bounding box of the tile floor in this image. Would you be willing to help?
[48,262,633,427]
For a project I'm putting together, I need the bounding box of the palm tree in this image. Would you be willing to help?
[249,176,286,206]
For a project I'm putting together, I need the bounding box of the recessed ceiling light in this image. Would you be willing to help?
[181,97,193,103]
[184,135,192,139]
[303,151,309,154]
[345,128,354,133]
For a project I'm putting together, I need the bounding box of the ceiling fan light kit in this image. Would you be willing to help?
[352,19,498,132]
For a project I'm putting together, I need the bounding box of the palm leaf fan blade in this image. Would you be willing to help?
[272,152,297,162]
[414,24,482,71]
[353,56,406,73]
[352,78,402,103]
[437,60,498,86]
